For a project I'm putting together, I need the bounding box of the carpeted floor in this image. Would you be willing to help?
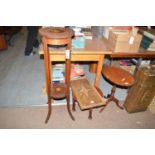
[0,28,47,106]
[0,103,155,129]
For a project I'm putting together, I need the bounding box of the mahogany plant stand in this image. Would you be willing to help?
[39,27,75,123]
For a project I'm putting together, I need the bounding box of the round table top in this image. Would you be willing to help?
[39,27,74,39]
[102,65,135,87]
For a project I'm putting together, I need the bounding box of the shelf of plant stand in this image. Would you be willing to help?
[51,83,67,99]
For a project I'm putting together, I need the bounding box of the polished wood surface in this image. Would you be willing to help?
[39,38,155,57]
[102,65,135,87]
[39,38,111,56]
[100,65,135,113]
[111,51,155,58]
[39,27,74,39]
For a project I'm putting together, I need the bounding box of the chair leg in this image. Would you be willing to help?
[88,108,93,119]
[72,93,76,111]
[72,98,76,111]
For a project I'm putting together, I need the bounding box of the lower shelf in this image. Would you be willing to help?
[51,83,67,99]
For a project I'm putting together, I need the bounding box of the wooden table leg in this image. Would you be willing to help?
[89,63,97,73]
[95,55,104,87]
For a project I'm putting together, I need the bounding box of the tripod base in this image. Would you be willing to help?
[100,85,124,113]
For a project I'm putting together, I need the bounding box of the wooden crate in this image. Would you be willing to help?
[124,65,155,113]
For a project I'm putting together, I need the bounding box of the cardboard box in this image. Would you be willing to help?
[108,31,142,52]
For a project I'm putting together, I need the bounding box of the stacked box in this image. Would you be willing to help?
[124,65,155,113]
[107,31,142,52]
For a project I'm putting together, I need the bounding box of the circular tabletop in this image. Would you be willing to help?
[102,65,135,87]
[39,27,74,39]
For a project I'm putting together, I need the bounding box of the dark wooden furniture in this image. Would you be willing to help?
[100,65,135,113]
[0,34,7,51]
[39,27,75,123]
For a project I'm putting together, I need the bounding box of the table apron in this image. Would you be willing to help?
[49,54,104,61]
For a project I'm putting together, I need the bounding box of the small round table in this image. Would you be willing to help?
[100,65,135,113]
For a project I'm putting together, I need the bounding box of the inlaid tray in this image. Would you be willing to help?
[71,77,106,110]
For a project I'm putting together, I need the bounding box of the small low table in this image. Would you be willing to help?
[71,77,106,119]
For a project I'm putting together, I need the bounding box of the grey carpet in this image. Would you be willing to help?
[0,104,155,128]
[0,27,127,107]
[0,29,46,106]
